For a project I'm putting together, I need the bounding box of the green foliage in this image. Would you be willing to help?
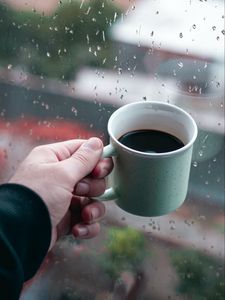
[0,0,120,79]
[101,227,149,279]
[171,249,225,300]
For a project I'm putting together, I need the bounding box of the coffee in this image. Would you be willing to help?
[118,129,184,153]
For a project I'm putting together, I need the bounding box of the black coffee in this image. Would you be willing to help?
[118,129,184,153]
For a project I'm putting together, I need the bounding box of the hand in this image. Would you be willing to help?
[9,138,113,249]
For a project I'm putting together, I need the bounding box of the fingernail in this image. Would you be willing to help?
[91,207,100,220]
[76,182,89,195]
[77,226,88,236]
[82,138,102,151]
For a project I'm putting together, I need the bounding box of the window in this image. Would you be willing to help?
[0,0,224,299]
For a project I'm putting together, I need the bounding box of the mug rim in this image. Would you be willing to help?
[107,101,198,157]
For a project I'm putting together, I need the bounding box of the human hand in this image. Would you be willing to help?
[9,138,113,249]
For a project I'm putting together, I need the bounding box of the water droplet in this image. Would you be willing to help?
[201,134,209,144]
[85,6,91,15]
[71,107,78,116]
[216,82,220,88]
[212,26,216,30]
[222,29,225,35]
[113,12,118,22]
[7,64,13,70]
[80,0,85,8]
[46,52,51,58]
[199,150,203,157]
[216,177,221,183]
[169,219,174,224]
[102,31,106,42]
[177,62,183,68]
[118,68,122,75]
[192,24,196,29]
[179,32,183,38]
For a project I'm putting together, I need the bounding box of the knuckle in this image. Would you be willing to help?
[73,151,90,167]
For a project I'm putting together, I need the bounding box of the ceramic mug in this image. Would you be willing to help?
[97,101,198,217]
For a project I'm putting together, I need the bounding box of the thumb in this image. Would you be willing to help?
[60,137,103,182]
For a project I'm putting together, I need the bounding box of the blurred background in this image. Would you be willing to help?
[0,0,224,299]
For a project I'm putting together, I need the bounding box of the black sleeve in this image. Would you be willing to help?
[0,183,52,300]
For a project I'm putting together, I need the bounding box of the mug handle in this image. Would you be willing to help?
[93,144,117,201]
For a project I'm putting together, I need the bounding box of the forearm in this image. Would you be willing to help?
[0,184,51,299]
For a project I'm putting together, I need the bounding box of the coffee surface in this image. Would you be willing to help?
[118,129,184,153]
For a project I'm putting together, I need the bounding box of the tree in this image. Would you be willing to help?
[0,0,121,80]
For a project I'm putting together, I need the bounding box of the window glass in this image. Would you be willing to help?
[0,0,224,299]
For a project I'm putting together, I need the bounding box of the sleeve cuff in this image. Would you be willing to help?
[0,183,52,280]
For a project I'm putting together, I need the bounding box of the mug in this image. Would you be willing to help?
[97,101,198,217]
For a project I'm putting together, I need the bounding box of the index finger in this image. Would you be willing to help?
[91,158,114,178]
